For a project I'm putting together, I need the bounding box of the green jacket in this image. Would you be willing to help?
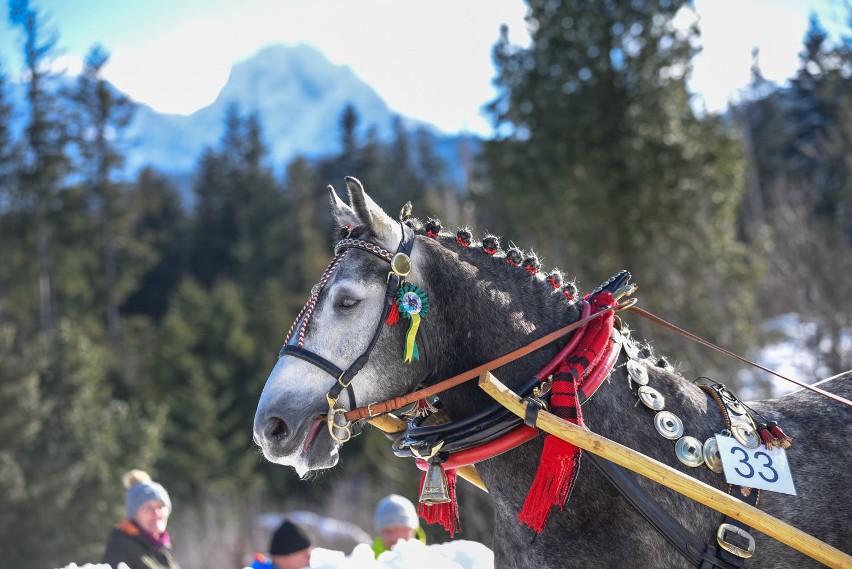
[371,527,427,558]
[102,519,181,569]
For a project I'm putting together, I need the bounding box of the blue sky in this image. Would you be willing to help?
[1,0,848,135]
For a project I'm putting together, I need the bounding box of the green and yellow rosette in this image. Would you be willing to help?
[396,284,429,362]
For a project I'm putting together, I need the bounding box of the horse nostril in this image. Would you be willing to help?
[267,417,288,439]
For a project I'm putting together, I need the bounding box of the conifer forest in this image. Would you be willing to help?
[0,0,850,567]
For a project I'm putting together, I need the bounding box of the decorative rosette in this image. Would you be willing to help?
[396,284,429,362]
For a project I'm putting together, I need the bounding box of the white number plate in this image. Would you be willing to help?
[715,435,797,495]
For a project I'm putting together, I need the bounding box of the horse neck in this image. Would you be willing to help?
[418,238,582,414]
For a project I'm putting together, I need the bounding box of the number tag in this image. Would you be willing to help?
[715,435,796,495]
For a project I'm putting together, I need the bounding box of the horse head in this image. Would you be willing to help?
[253,177,429,476]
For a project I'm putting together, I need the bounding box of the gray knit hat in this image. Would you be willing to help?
[123,470,172,518]
[374,494,419,530]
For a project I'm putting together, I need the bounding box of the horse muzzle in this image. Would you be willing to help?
[253,404,341,472]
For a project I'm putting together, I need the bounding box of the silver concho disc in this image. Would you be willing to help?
[675,436,704,467]
[654,411,684,440]
[703,437,724,473]
[731,423,761,449]
[623,338,640,360]
[626,360,649,386]
[638,385,665,411]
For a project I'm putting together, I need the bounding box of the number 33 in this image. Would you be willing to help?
[730,447,779,483]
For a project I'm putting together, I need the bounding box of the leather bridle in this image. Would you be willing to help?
[277,222,416,442]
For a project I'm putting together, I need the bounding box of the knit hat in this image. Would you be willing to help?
[123,470,171,519]
[270,520,311,556]
[374,494,419,530]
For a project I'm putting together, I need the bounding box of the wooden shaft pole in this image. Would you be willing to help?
[479,372,852,569]
[368,414,489,493]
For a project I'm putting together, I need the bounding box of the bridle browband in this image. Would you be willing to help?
[277,222,416,442]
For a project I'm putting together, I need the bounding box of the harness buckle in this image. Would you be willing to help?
[716,523,755,558]
[337,370,353,389]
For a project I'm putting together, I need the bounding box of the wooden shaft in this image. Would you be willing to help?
[479,372,852,569]
[368,414,489,493]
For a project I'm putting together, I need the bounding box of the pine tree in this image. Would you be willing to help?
[191,105,286,293]
[480,0,760,378]
[121,167,188,321]
[8,0,69,333]
[0,321,165,567]
[152,280,260,498]
[67,44,135,342]
[738,14,852,376]
[0,60,16,322]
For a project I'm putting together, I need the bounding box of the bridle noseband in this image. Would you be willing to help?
[278,221,416,442]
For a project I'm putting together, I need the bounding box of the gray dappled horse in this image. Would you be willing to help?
[253,178,851,568]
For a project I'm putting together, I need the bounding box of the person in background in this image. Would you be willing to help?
[371,494,426,557]
[102,469,181,569]
[252,519,314,569]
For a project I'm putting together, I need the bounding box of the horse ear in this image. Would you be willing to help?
[344,176,398,243]
[327,184,359,230]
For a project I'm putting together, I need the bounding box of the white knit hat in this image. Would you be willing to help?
[374,494,419,530]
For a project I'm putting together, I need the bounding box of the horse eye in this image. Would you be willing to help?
[340,297,360,309]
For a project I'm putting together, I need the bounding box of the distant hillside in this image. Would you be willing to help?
[123,43,406,175]
[4,43,479,196]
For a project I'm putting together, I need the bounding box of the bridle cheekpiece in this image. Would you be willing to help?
[278,221,416,443]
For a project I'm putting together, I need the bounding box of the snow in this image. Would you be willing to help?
[307,540,493,569]
[58,539,494,569]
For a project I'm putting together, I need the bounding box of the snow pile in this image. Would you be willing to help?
[57,564,128,569]
[308,540,493,569]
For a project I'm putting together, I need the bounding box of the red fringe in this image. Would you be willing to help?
[758,424,775,449]
[517,435,581,532]
[769,422,793,449]
[386,302,400,326]
[417,469,460,537]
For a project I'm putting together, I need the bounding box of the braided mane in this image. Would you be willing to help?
[405,216,581,302]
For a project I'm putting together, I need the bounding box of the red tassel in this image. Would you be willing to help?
[386,302,400,326]
[417,469,460,537]
[518,435,581,532]
[769,422,792,449]
[757,424,775,450]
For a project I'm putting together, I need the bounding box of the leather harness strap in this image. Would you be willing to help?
[701,383,761,567]
[344,306,619,422]
[588,454,741,569]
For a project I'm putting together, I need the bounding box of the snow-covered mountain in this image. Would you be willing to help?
[123,43,406,175]
[5,43,478,191]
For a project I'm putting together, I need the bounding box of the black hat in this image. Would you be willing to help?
[270,520,311,556]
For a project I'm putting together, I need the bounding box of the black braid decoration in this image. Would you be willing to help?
[506,247,522,267]
[482,235,500,255]
[522,254,540,275]
[456,228,472,247]
[546,270,563,290]
[562,282,578,301]
[425,218,442,238]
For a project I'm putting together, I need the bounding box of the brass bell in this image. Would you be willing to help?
[419,462,451,505]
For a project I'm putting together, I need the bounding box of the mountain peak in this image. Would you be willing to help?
[125,43,395,176]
